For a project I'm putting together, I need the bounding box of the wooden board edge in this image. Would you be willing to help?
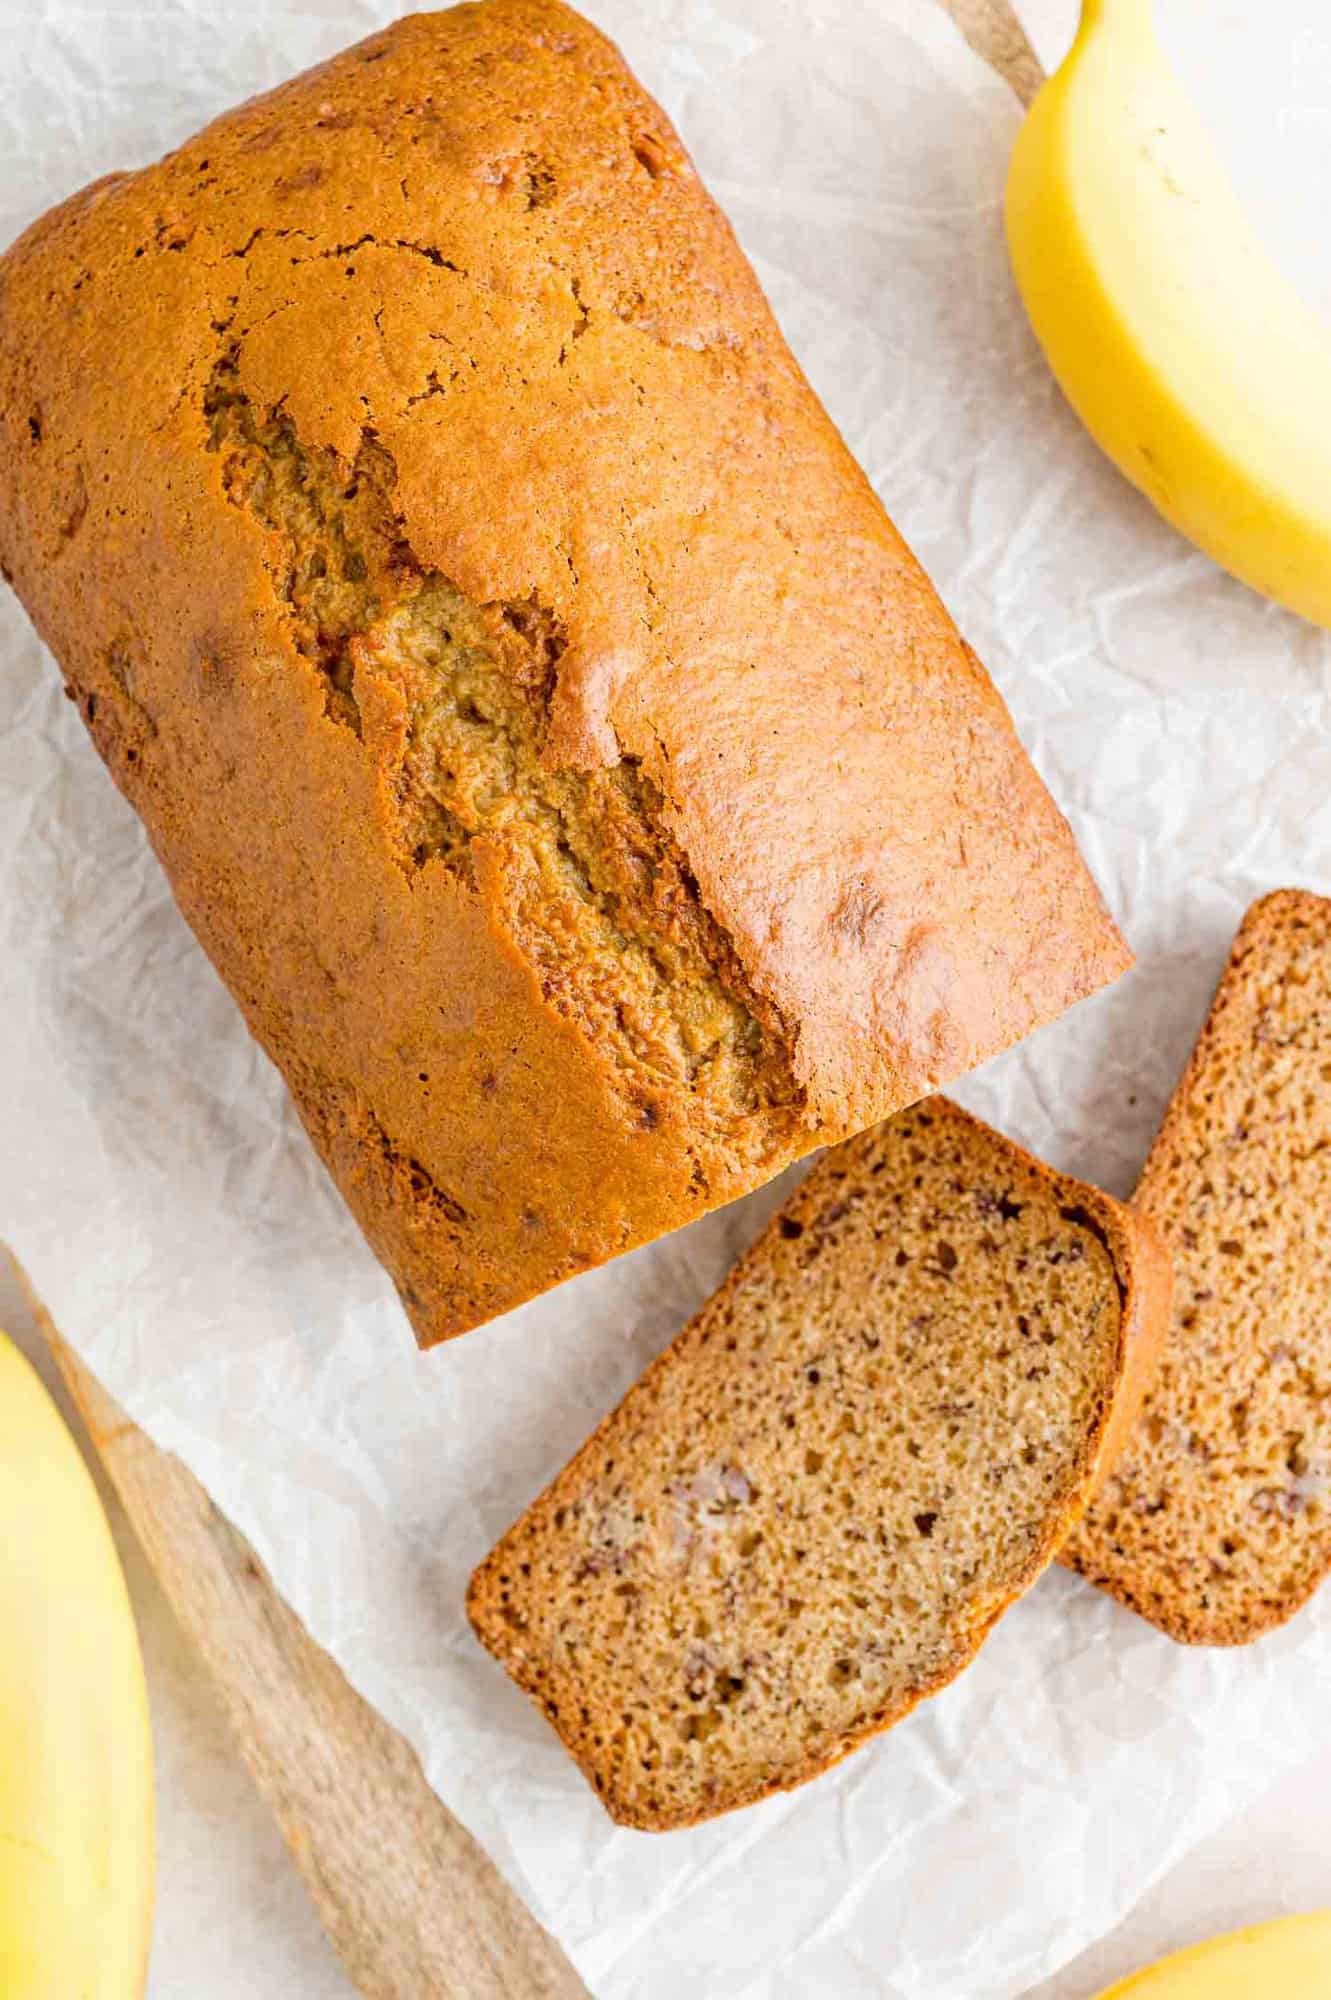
[935,0,1046,105]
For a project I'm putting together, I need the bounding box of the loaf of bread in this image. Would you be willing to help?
[468,1098,1170,1827]
[0,0,1129,1343]
[1066,890,1331,1643]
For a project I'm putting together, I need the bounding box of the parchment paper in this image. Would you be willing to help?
[3,2,1331,1994]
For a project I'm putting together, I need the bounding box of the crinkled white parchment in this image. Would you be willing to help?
[3,1,1331,1994]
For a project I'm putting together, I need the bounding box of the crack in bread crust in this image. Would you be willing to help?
[205,362,801,1120]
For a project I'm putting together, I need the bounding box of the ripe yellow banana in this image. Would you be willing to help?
[1094,1910,1331,1997]
[0,1330,154,1997]
[1006,0,1331,627]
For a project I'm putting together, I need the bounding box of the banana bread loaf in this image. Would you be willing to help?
[0,0,1130,1342]
[469,1098,1170,1827]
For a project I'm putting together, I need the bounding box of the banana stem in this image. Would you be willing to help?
[1078,0,1154,34]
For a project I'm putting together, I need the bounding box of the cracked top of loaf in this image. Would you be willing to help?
[0,0,1130,1339]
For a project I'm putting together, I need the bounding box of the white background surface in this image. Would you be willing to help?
[4,0,1331,1994]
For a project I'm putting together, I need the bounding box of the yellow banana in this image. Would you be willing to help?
[0,1330,154,1997]
[1094,1909,1331,1997]
[1006,0,1331,628]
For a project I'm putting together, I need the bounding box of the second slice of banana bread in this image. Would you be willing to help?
[1065,890,1331,1642]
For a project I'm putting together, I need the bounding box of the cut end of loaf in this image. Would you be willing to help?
[469,1097,1164,1827]
[1065,888,1331,1644]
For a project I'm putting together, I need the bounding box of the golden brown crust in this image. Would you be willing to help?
[1081,1202,1172,1497]
[0,1,1129,1342]
[468,1098,1171,1828]
[1064,890,1331,1644]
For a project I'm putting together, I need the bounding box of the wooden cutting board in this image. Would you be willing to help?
[14,6,1043,1995]
[938,0,1044,105]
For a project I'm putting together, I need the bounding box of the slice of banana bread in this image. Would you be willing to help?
[468,1098,1170,1828]
[1065,890,1331,1643]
